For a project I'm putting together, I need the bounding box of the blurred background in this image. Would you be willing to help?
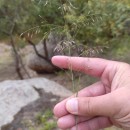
[0,0,130,130]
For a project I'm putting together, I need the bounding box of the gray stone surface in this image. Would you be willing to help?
[0,78,72,128]
[27,33,63,73]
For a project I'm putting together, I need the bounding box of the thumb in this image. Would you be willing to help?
[66,93,120,117]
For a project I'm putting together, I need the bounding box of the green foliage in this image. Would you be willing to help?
[97,0,130,37]
[36,109,53,124]
[30,0,104,44]
[0,0,130,54]
[24,0,130,50]
[108,35,130,60]
[22,109,56,130]
[34,109,56,130]
[0,0,39,39]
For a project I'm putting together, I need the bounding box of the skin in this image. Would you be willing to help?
[51,56,130,130]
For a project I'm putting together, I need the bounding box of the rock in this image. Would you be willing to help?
[2,89,60,130]
[0,78,72,129]
[27,33,63,73]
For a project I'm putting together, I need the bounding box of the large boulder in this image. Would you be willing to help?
[0,78,72,129]
[27,33,63,73]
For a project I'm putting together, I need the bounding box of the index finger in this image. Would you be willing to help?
[52,56,110,77]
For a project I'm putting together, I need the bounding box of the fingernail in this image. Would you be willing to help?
[66,98,78,114]
[71,127,76,130]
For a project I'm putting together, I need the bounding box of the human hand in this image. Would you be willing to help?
[52,56,130,130]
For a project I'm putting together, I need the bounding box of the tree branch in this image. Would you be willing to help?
[42,39,49,60]
[26,39,52,65]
